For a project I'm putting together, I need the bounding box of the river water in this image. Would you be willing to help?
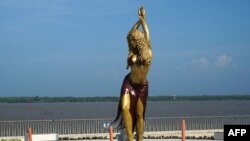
[0,100,250,121]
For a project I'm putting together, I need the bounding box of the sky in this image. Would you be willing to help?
[0,0,250,97]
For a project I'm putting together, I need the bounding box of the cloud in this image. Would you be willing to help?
[191,54,233,69]
[214,54,232,67]
[191,56,210,67]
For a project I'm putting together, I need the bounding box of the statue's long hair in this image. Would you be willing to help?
[127,29,152,65]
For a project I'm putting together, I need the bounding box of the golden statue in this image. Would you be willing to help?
[110,6,152,141]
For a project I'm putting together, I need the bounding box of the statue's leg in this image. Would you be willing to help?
[121,93,134,141]
[135,98,144,141]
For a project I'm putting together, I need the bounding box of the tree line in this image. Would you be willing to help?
[0,95,249,103]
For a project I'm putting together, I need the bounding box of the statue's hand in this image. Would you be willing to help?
[138,6,146,19]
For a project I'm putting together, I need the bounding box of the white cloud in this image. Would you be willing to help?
[191,54,233,69]
[214,54,232,67]
[191,56,210,67]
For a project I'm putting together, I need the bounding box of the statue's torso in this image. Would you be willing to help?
[129,64,151,84]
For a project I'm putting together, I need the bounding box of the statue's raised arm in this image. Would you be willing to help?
[127,6,152,70]
[138,6,150,42]
[130,6,150,42]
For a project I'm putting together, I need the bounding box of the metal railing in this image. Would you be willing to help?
[1,115,250,137]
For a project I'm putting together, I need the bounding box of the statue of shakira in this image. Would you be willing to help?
[110,6,152,141]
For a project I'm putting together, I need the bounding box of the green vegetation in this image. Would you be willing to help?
[0,96,119,103]
[0,95,250,103]
[150,95,250,101]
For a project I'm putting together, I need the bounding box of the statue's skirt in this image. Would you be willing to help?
[113,73,148,131]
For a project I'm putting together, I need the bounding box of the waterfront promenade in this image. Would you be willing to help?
[1,133,223,141]
[1,115,249,137]
[0,138,222,141]
[0,137,223,141]
[1,101,249,140]
[78,139,222,141]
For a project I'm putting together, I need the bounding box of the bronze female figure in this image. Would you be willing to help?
[111,6,152,141]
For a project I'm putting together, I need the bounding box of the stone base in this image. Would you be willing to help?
[214,132,223,140]
[24,134,58,141]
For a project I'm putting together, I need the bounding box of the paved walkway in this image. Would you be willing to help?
[70,139,222,141]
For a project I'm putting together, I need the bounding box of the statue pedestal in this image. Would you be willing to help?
[24,134,58,141]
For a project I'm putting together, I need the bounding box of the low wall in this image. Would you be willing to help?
[214,132,224,140]
[24,134,58,141]
[0,130,223,141]
[0,136,23,141]
[0,134,58,141]
[58,129,223,140]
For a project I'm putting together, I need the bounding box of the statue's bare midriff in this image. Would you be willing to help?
[129,62,151,84]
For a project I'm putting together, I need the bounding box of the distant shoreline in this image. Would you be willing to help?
[0,95,250,103]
